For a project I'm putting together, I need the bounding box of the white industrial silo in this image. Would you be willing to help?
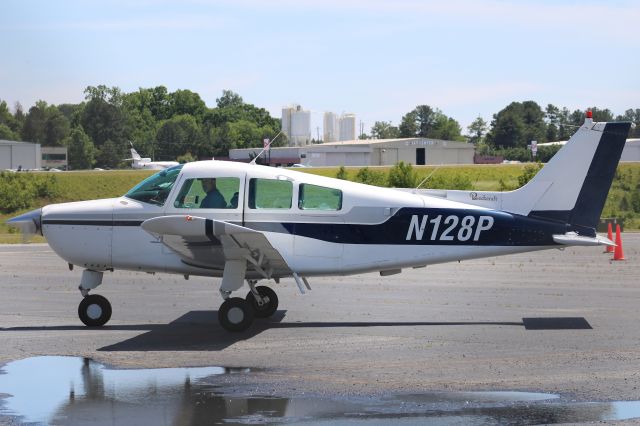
[281,104,311,146]
[339,113,356,141]
[323,112,340,143]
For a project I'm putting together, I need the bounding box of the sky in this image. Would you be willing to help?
[1,0,639,136]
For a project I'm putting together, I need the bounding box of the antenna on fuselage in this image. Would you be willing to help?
[249,130,283,165]
[415,163,442,190]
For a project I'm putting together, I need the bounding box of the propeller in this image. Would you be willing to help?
[6,208,42,243]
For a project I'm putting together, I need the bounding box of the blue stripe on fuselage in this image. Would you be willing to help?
[246,208,571,246]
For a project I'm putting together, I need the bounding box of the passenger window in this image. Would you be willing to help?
[248,178,292,209]
[174,177,240,209]
[299,184,342,210]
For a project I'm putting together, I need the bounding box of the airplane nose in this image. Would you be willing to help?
[6,208,43,237]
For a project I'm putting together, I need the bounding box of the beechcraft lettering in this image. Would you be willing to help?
[6,111,631,332]
[406,214,494,242]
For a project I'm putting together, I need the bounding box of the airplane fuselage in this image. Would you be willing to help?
[41,161,570,279]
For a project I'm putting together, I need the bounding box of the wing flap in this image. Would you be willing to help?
[141,215,292,277]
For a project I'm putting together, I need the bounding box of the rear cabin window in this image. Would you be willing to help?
[174,177,240,209]
[299,184,342,211]
[248,178,293,209]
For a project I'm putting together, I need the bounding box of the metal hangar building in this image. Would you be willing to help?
[230,137,475,167]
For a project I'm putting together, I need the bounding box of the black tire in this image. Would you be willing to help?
[246,286,279,318]
[218,297,254,332]
[78,294,112,327]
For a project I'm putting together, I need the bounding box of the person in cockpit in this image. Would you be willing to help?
[200,178,227,208]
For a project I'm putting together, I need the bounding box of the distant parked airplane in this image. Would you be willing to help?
[126,144,179,170]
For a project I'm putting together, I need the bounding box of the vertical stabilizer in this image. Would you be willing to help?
[521,113,630,231]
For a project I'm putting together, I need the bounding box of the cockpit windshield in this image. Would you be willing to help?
[124,165,183,206]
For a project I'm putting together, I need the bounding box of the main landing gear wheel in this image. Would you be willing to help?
[218,297,254,332]
[78,294,112,327]
[246,286,279,318]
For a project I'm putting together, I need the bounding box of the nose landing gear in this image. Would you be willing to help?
[77,269,112,327]
[78,294,112,327]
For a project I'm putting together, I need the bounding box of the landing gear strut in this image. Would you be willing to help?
[246,285,279,318]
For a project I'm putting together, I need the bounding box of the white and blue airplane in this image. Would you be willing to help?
[7,113,631,332]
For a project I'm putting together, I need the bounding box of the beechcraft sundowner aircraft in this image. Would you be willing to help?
[7,112,631,332]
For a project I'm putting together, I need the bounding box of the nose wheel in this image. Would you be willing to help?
[78,294,112,327]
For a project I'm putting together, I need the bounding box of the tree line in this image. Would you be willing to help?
[1,86,639,169]
[369,101,640,162]
[0,87,281,169]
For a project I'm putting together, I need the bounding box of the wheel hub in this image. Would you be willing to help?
[87,304,103,320]
[227,307,244,324]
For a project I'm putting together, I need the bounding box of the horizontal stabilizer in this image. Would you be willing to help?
[552,232,615,247]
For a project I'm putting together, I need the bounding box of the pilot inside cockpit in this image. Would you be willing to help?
[200,178,227,208]
[173,177,239,209]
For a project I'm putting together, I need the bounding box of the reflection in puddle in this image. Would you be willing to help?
[0,356,639,425]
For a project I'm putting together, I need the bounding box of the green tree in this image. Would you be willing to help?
[44,106,70,146]
[21,100,48,143]
[66,127,96,170]
[96,139,125,169]
[155,114,202,160]
[486,101,545,148]
[169,89,206,120]
[176,152,197,163]
[0,100,20,136]
[0,123,18,140]
[388,161,417,188]
[617,108,640,138]
[371,121,400,139]
[399,105,463,140]
[399,110,418,137]
[485,109,525,148]
[216,90,244,109]
[466,116,487,144]
[81,85,127,147]
[336,166,348,180]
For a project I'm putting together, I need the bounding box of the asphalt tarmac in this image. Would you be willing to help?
[0,235,639,404]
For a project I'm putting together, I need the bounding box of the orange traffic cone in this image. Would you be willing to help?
[604,222,614,253]
[613,224,625,261]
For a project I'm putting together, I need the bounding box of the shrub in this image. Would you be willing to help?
[335,166,348,180]
[0,172,60,213]
[388,161,417,188]
[354,167,386,186]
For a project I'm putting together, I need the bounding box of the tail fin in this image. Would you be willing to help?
[130,148,141,161]
[522,117,630,230]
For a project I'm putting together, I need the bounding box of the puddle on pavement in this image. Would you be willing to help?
[1,356,640,425]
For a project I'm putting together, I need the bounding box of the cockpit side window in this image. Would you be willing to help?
[248,178,293,209]
[124,165,183,206]
[174,177,240,209]
[299,184,342,211]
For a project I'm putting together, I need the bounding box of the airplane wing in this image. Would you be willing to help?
[141,215,292,279]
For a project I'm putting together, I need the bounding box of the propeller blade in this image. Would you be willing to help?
[6,208,42,242]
